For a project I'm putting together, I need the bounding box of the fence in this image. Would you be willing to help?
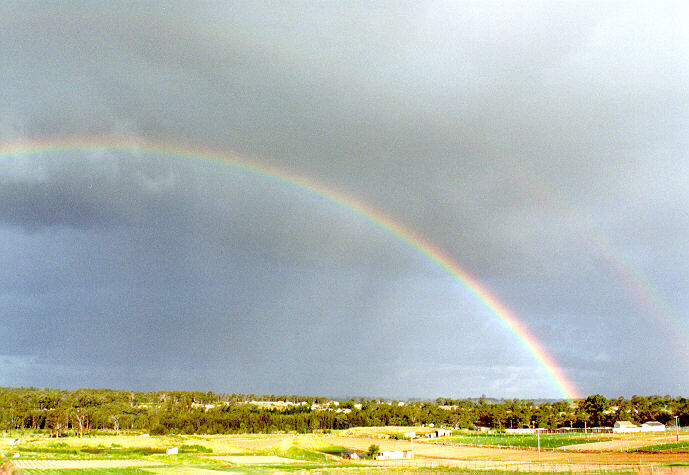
[346,458,682,472]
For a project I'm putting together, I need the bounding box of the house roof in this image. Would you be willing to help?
[642,421,664,426]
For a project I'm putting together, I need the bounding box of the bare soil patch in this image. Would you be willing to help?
[561,434,689,452]
[216,435,290,451]
[207,455,305,465]
[327,434,689,470]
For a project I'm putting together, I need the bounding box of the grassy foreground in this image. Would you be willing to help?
[1,432,362,473]
[2,428,687,473]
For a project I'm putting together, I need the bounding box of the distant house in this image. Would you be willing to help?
[342,450,366,460]
[403,431,417,439]
[375,450,413,460]
[641,421,665,432]
[613,421,640,433]
[435,428,453,437]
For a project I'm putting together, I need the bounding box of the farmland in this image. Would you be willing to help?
[2,388,689,472]
[3,429,689,473]
[438,432,609,448]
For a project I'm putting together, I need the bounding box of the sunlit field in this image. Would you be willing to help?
[439,432,610,448]
[3,428,689,473]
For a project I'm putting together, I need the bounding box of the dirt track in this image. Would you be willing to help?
[208,455,304,464]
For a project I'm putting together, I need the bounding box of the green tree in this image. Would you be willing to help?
[583,394,609,427]
[367,444,380,458]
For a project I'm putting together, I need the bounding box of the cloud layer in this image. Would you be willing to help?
[1,1,688,397]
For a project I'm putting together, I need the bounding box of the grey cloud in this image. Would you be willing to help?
[1,1,688,397]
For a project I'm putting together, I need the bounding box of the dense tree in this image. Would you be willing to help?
[0,387,686,435]
[582,394,609,427]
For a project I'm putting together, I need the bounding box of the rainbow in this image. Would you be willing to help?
[0,138,582,400]
[505,164,689,366]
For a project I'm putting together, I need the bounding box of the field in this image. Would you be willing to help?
[439,433,609,448]
[3,429,689,473]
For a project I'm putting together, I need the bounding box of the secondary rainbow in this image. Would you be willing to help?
[1,138,582,400]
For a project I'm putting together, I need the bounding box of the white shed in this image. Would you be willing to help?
[375,450,413,460]
[613,421,640,433]
[641,421,665,432]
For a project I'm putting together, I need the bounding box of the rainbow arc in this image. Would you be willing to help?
[1,138,582,400]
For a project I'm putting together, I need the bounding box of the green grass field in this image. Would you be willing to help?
[2,429,683,473]
[1,433,362,473]
[442,432,609,448]
[629,440,689,452]
[17,470,153,475]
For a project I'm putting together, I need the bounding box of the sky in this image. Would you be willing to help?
[1,1,688,399]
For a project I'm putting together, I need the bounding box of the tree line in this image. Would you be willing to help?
[1,387,687,436]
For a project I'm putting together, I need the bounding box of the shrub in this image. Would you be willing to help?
[179,444,213,453]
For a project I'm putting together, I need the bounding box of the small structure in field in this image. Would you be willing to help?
[166,447,178,455]
[435,428,453,437]
[341,450,366,460]
[403,431,416,439]
[613,421,640,433]
[641,421,665,432]
[375,450,413,460]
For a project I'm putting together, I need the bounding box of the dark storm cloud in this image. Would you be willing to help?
[0,153,422,274]
[1,1,688,397]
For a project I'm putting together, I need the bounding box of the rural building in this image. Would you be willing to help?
[435,428,453,437]
[613,421,640,433]
[166,447,178,455]
[641,421,665,432]
[375,450,413,460]
[341,450,365,460]
[403,431,416,438]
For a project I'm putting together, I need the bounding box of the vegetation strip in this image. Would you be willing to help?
[2,387,686,435]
